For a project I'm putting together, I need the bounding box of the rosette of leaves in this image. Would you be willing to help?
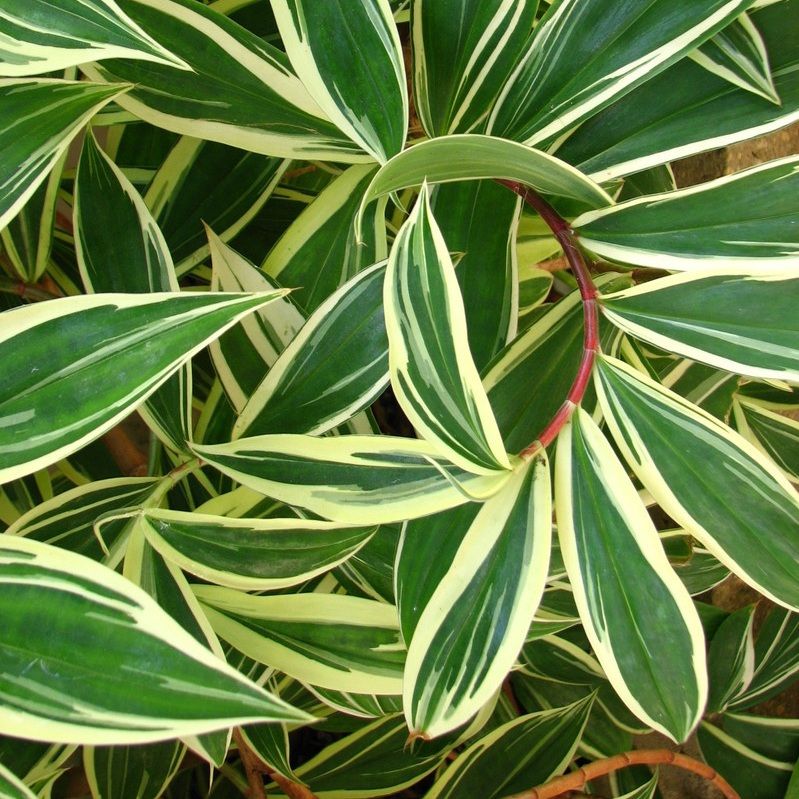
[1,1,798,797]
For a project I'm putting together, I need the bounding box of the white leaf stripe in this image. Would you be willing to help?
[385,182,510,474]
[595,355,799,611]
[555,408,706,741]
[404,457,551,737]
[733,398,799,482]
[0,761,36,799]
[0,536,310,745]
[0,0,190,76]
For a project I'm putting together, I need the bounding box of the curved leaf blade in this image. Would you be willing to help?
[0,762,36,799]
[733,398,799,482]
[0,536,311,745]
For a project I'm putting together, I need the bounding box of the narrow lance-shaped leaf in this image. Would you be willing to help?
[595,354,799,611]
[0,762,36,799]
[0,536,311,745]
[574,157,799,269]
[81,0,367,162]
[733,398,799,482]
[193,434,510,525]
[706,605,756,713]
[487,0,753,147]
[599,269,799,383]
[270,0,407,162]
[385,182,510,475]
[0,79,127,231]
[0,0,189,75]
[196,588,405,695]
[139,507,376,591]
[555,407,706,741]
[0,290,285,485]
[405,456,551,738]
[411,0,538,136]
[234,261,389,438]
[691,12,779,103]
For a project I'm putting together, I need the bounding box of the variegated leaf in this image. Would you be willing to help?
[600,270,799,382]
[0,0,188,76]
[488,0,754,147]
[0,79,127,231]
[0,536,310,744]
[733,398,799,482]
[234,261,388,438]
[270,0,407,162]
[81,0,366,161]
[0,290,284,484]
[0,762,36,799]
[194,436,510,526]
[195,588,405,695]
[555,407,706,741]
[595,355,799,610]
[575,158,799,269]
[385,182,510,475]
[139,507,376,591]
[404,457,551,738]
[411,0,538,136]
[707,605,756,713]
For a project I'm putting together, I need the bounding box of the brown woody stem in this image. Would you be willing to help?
[497,181,599,458]
[505,748,739,799]
[233,729,268,799]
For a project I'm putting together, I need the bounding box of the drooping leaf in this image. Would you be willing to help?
[80,0,366,161]
[595,355,799,610]
[193,434,510,525]
[555,407,706,741]
[411,0,538,136]
[692,12,779,102]
[234,261,388,438]
[196,588,405,695]
[599,270,799,383]
[733,398,799,482]
[706,605,756,713]
[0,79,127,231]
[270,0,407,162]
[0,290,284,484]
[140,507,376,591]
[385,182,510,475]
[575,158,799,269]
[0,536,310,744]
[240,722,295,782]
[404,457,551,738]
[0,0,188,76]
[83,740,185,799]
[487,0,752,147]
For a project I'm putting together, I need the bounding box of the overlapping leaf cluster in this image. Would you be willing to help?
[1,1,798,797]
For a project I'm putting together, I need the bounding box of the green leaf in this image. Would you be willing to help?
[208,232,305,414]
[692,12,780,103]
[595,355,799,611]
[411,0,538,136]
[404,457,551,738]
[264,164,386,313]
[555,407,706,741]
[487,0,752,147]
[707,605,756,713]
[80,0,366,162]
[0,536,310,744]
[0,290,285,484]
[385,182,510,474]
[193,434,510,525]
[0,0,189,76]
[195,588,405,695]
[140,507,376,591]
[357,135,613,228]
[424,698,593,799]
[287,714,450,798]
[83,740,184,799]
[234,261,388,437]
[430,180,521,370]
[0,762,36,799]
[144,137,288,274]
[734,398,799,482]
[241,723,295,782]
[518,266,554,324]
[270,0,407,162]
[6,476,160,560]
[575,158,799,269]
[600,270,799,384]
[554,0,799,181]
[0,79,127,231]
[306,686,402,719]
